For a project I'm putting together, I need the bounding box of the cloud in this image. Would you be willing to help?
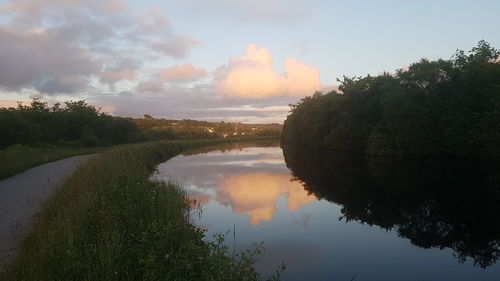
[153,147,316,226]
[106,0,127,13]
[0,0,199,94]
[0,26,98,94]
[0,100,22,108]
[213,172,316,225]
[100,68,136,84]
[161,63,208,82]
[216,44,321,98]
[86,82,302,123]
[151,37,200,59]
[136,80,165,93]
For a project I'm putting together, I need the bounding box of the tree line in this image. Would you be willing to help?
[0,99,282,149]
[282,41,500,157]
[133,116,281,139]
[0,99,141,148]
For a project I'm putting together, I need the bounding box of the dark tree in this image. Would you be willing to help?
[282,41,500,158]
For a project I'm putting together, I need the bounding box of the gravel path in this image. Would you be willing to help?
[0,154,95,269]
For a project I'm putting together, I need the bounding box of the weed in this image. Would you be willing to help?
[0,139,282,281]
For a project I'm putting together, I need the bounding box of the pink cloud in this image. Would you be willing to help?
[99,68,136,84]
[0,100,22,108]
[105,0,127,13]
[216,44,321,98]
[160,63,208,82]
[136,80,164,93]
[0,1,200,94]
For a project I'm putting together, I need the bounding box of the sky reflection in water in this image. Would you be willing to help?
[154,144,500,281]
[155,146,315,226]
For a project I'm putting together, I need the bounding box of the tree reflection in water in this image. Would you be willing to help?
[282,144,500,268]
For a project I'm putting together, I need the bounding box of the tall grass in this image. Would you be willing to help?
[0,139,282,281]
[0,145,102,180]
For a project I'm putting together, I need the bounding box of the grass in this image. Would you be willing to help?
[0,138,283,281]
[0,136,279,180]
[0,145,103,180]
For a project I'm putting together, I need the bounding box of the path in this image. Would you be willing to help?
[0,154,95,269]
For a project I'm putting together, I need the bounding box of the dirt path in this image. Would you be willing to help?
[0,154,95,268]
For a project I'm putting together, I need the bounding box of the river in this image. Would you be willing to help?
[153,141,500,281]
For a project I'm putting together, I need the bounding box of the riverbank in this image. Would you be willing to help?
[0,138,280,281]
[0,146,103,180]
[0,154,95,268]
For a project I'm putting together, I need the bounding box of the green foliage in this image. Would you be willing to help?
[0,140,283,280]
[282,41,500,158]
[133,117,283,140]
[0,99,141,148]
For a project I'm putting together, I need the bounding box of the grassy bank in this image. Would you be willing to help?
[0,145,103,180]
[0,138,282,281]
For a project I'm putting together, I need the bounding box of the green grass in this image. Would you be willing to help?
[0,145,103,180]
[0,136,279,180]
[0,139,284,281]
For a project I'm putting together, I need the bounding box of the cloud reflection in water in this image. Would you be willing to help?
[217,172,315,225]
[154,146,316,226]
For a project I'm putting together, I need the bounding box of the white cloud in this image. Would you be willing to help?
[215,44,321,98]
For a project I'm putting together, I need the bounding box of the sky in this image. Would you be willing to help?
[0,0,499,123]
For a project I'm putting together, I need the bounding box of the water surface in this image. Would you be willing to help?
[154,142,500,281]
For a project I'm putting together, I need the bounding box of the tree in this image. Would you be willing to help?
[282,41,500,158]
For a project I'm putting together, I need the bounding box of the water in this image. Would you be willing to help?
[153,142,500,281]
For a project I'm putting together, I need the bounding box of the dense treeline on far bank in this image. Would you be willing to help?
[0,100,141,148]
[0,99,281,149]
[282,41,500,158]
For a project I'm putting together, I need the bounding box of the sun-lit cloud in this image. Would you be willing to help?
[98,104,118,115]
[106,0,127,13]
[0,100,21,108]
[0,1,320,123]
[161,63,208,82]
[215,44,321,98]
